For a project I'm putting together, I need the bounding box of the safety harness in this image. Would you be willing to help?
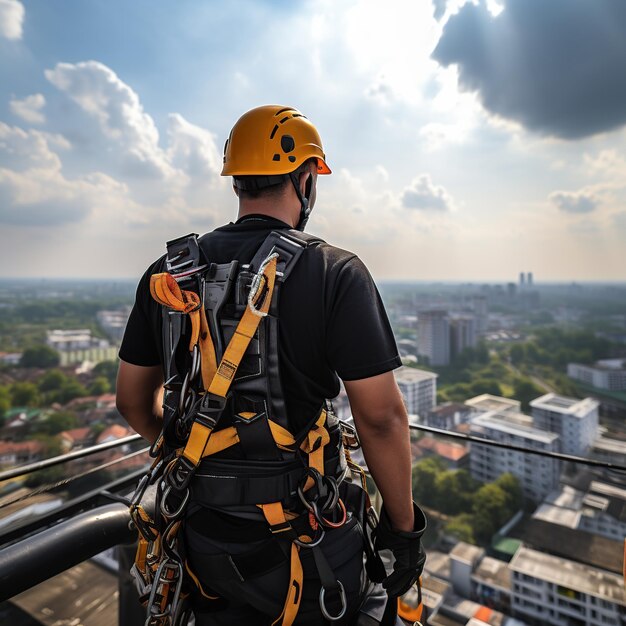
[128,229,424,626]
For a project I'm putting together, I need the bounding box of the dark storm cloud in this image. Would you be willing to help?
[549,190,599,214]
[432,0,626,139]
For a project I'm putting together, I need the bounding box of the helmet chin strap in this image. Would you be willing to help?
[289,172,311,231]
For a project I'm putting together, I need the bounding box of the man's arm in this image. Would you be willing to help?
[116,360,164,444]
[344,371,414,532]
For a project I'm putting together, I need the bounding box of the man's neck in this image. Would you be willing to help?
[237,203,297,228]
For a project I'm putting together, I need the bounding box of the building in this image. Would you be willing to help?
[526,272,533,287]
[509,546,625,626]
[465,394,521,415]
[46,329,116,366]
[0,440,44,468]
[97,307,132,344]
[417,310,450,367]
[394,366,438,418]
[471,296,488,334]
[530,393,599,456]
[567,359,626,392]
[425,403,472,431]
[450,315,477,357]
[414,436,470,470]
[469,411,561,501]
[533,481,626,543]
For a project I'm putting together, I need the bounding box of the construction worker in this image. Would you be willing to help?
[116,105,426,625]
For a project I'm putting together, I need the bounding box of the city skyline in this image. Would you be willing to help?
[1,1,626,281]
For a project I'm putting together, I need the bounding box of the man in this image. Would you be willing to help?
[117,105,425,625]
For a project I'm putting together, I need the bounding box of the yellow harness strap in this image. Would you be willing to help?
[180,255,278,468]
[261,503,304,626]
[300,410,330,489]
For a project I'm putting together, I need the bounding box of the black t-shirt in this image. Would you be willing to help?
[119,215,401,432]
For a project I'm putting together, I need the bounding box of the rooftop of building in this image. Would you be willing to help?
[530,392,598,416]
[592,435,626,454]
[428,403,471,418]
[394,365,438,383]
[415,436,469,462]
[450,541,485,566]
[508,516,623,574]
[464,394,520,414]
[510,546,625,604]
[424,550,451,581]
[472,555,511,591]
[470,412,559,445]
[594,358,626,371]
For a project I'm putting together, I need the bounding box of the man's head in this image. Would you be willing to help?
[221,105,331,230]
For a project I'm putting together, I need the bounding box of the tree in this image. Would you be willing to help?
[20,345,60,368]
[38,369,68,392]
[412,457,446,507]
[444,514,475,544]
[469,379,502,397]
[38,411,79,435]
[25,435,64,487]
[57,380,88,404]
[88,376,111,396]
[472,483,510,542]
[93,360,119,391]
[512,377,544,411]
[509,344,524,365]
[0,386,10,421]
[495,473,523,513]
[10,381,40,407]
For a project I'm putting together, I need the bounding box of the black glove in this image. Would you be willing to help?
[374,501,427,597]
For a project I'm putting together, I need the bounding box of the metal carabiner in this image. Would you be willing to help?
[160,485,190,520]
[319,580,347,621]
[294,526,326,548]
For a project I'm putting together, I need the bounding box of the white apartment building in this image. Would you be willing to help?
[568,360,626,392]
[509,546,626,626]
[530,394,599,457]
[465,394,521,415]
[394,366,438,418]
[469,411,561,501]
[417,310,450,366]
[533,481,626,543]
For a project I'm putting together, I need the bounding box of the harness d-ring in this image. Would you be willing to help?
[160,485,190,519]
[294,526,326,548]
[319,579,347,621]
[320,498,347,529]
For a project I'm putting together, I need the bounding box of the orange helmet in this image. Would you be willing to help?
[221,105,331,177]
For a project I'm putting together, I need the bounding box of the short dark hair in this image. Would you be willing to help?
[234,158,316,200]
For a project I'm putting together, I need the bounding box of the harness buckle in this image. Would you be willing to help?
[339,420,361,450]
[166,456,196,492]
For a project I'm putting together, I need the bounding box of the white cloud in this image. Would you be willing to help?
[0,0,24,40]
[9,94,46,124]
[549,189,599,214]
[167,113,221,182]
[45,61,176,180]
[0,122,64,171]
[402,174,454,211]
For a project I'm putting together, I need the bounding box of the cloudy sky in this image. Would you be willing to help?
[1,0,626,281]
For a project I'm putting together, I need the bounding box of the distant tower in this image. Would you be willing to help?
[417,310,450,367]
[519,272,526,288]
[527,272,533,287]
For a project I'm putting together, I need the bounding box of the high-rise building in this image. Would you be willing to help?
[449,315,477,357]
[469,410,561,501]
[530,393,599,456]
[417,310,450,366]
[471,296,488,333]
[394,366,438,418]
[519,272,525,288]
[527,272,533,287]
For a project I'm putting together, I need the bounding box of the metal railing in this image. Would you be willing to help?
[0,423,625,612]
